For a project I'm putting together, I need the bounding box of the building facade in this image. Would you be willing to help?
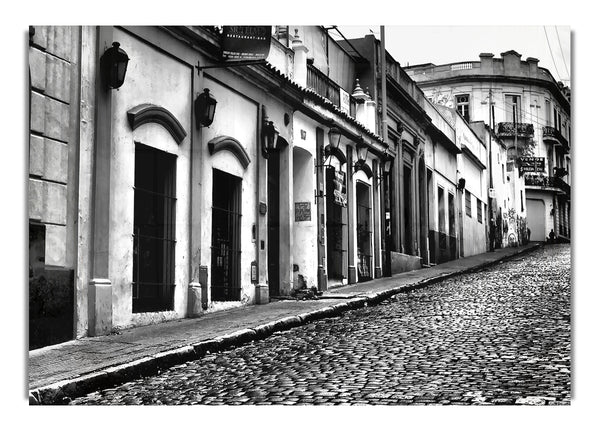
[29,27,558,350]
[406,51,571,244]
[28,25,397,349]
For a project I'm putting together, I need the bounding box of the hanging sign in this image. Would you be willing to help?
[333,170,347,207]
[339,88,350,115]
[519,156,545,173]
[222,26,272,61]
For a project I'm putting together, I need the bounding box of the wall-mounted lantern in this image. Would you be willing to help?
[194,88,217,129]
[100,42,129,90]
[355,141,369,166]
[351,140,370,177]
[263,119,280,153]
[316,126,343,169]
[328,127,342,150]
[382,153,393,174]
[375,153,393,186]
[458,177,466,190]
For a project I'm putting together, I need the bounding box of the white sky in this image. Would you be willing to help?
[336,25,571,85]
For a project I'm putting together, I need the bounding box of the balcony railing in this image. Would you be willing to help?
[497,122,534,138]
[306,64,356,118]
[542,126,569,150]
[524,174,571,196]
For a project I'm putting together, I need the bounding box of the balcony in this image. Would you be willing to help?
[306,64,356,117]
[542,126,569,152]
[524,173,570,196]
[497,122,534,138]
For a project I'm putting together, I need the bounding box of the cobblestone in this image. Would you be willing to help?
[70,244,570,405]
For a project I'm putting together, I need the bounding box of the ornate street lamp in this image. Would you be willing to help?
[100,42,129,90]
[194,88,217,129]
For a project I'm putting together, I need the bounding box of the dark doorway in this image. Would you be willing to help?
[267,153,280,296]
[133,144,176,313]
[448,192,456,260]
[326,167,347,281]
[418,158,428,264]
[403,165,412,254]
[29,223,75,349]
[356,181,372,281]
[211,169,242,301]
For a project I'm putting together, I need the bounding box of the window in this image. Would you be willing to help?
[545,100,552,126]
[448,193,455,237]
[456,94,470,122]
[505,95,522,123]
[465,190,472,218]
[477,199,482,223]
[502,164,505,183]
[438,186,445,232]
[557,113,562,133]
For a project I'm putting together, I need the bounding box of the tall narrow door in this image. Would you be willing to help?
[326,167,347,281]
[356,181,372,281]
[268,154,280,296]
[211,169,242,301]
[133,144,176,313]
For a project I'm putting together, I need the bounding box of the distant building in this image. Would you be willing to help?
[406,51,571,243]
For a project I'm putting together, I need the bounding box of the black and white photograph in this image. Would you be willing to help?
[8,0,598,428]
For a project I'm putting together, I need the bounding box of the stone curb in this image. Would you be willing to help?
[29,244,541,405]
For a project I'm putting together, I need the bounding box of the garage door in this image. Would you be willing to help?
[527,198,546,241]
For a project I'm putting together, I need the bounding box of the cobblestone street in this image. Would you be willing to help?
[70,244,570,406]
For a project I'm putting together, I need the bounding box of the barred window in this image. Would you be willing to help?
[477,199,483,223]
[465,190,472,218]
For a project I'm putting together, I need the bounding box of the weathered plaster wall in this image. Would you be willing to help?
[110,29,192,328]
[460,157,487,257]
[200,76,259,307]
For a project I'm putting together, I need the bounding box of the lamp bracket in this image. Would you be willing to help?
[196,60,267,74]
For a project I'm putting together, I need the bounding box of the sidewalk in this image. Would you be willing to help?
[28,242,541,404]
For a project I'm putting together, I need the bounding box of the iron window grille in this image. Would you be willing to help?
[465,190,472,218]
[132,144,177,313]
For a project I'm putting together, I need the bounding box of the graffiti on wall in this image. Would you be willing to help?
[496,208,528,248]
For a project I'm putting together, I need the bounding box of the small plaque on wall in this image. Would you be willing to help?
[295,202,311,221]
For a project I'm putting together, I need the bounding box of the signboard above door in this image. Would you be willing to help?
[222,26,272,61]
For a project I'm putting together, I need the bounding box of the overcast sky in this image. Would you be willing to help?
[335,26,571,86]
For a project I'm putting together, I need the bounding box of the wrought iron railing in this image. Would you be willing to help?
[524,174,571,195]
[497,122,534,137]
[542,126,569,149]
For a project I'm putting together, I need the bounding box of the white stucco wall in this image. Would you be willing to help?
[200,76,259,307]
[110,29,192,328]
[460,157,487,257]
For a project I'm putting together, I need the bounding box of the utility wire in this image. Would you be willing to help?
[554,26,570,82]
[543,26,565,83]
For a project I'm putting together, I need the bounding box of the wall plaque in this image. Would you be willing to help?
[295,202,311,221]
